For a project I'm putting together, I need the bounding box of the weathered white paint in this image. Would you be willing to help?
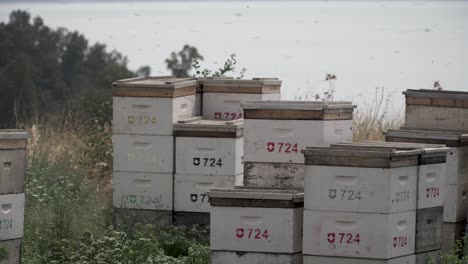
[175,137,243,176]
[0,239,21,264]
[0,193,24,240]
[415,207,443,253]
[243,162,304,189]
[405,105,468,133]
[443,183,468,222]
[303,254,416,264]
[203,93,280,120]
[303,210,416,259]
[113,95,196,136]
[211,251,303,264]
[210,207,303,253]
[244,119,353,163]
[0,150,25,195]
[174,173,239,213]
[112,171,173,210]
[304,166,417,213]
[417,163,445,209]
[446,147,468,185]
[113,134,173,173]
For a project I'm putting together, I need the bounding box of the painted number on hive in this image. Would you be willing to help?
[124,195,162,206]
[214,112,242,120]
[392,236,408,248]
[327,233,361,244]
[329,189,362,200]
[235,228,269,240]
[193,157,222,167]
[0,219,13,231]
[392,190,410,203]
[266,142,298,153]
[128,115,156,125]
[190,193,209,203]
[426,187,440,198]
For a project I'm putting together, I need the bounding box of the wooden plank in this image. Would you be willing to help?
[243,109,353,120]
[385,136,467,147]
[304,155,418,168]
[203,85,281,94]
[112,86,196,98]
[0,139,27,149]
[209,197,303,208]
[174,130,240,138]
[406,96,468,108]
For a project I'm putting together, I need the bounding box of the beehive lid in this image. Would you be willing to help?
[112,76,197,98]
[0,130,28,149]
[242,101,356,120]
[302,146,420,168]
[209,187,304,208]
[385,129,468,147]
[404,89,468,108]
[174,117,243,138]
[202,77,281,94]
[332,142,449,165]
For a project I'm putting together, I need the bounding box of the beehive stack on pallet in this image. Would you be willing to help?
[302,146,420,263]
[0,130,28,264]
[332,142,449,263]
[385,89,468,252]
[202,78,281,120]
[112,76,197,226]
[241,101,355,189]
[209,188,304,264]
[173,117,243,227]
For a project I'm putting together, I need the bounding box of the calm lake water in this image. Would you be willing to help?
[1,0,467,115]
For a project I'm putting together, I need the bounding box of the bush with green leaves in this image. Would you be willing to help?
[0,245,7,262]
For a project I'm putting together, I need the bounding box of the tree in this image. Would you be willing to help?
[165,45,203,77]
[0,10,136,127]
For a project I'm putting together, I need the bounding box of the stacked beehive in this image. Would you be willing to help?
[112,76,197,226]
[302,145,421,263]
[202,78,281,120]
[173,117,243,227]
[0,130,27,264]
[385,89,468,252]
[209,188,304,263]
[333,142,448,263]
[241,101,355,189]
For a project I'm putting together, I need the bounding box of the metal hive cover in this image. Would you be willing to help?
[113,76,197,89]
[0,130,28,140]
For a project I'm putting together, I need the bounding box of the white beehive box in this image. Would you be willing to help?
[303,146,420,213]
[303,210,416,259]
[174,173,240,213]
[0,130,28,195]
[211,251,302,264]
[0,239,21,264]
[385,130,468,185]
[112,172,172,210]
[443,183,468,222]
[404,89,468,132]
[174,118,244,176]
[113,134,173,173]
[209,188,303,254]
[202,78,281,120]
[112,76,197,136]
[331,142,448,209]
[243,101,355,163]
[243,162,304,189]
[303,255,416,264]
[0,193,24,240]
